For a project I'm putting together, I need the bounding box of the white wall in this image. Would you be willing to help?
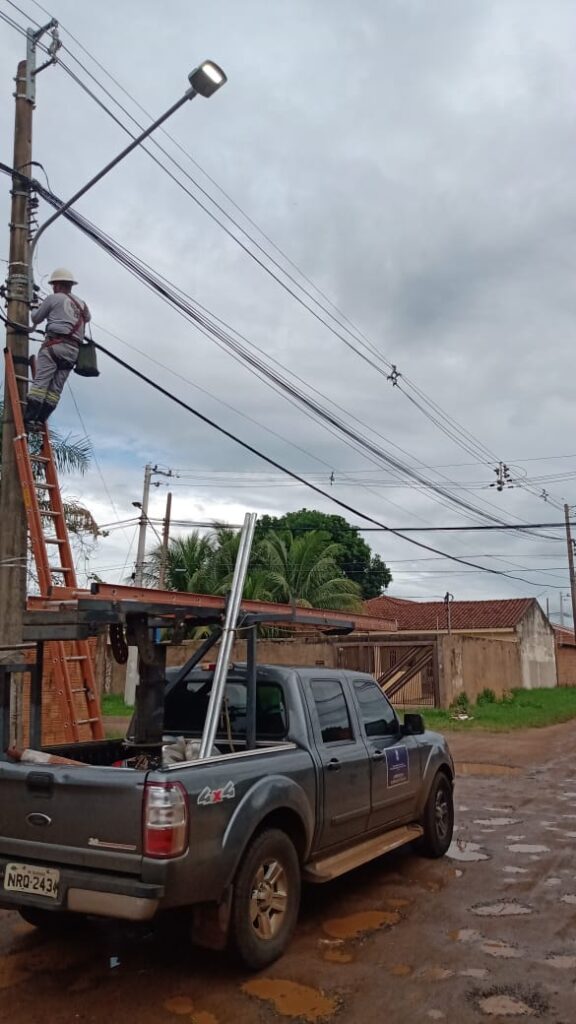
[516,603,557,689]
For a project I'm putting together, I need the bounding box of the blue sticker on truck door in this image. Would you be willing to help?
[386,745,409,787]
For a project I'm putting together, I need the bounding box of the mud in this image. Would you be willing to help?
[1,721,576,1024]
[457,762,522,776]
[242,979,338,1021]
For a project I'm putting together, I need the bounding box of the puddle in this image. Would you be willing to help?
[447,840,489,862]
[478,995,534,1017]
[472,900,532,917]
[542,954,576,969]
[427,1012,445,1021]
[458,805,470,812]
[474,818,520,827]
[385,898,411,909]
[323,948,353,964]
[472,987,549,1018]
[560,894,576,905]
[323,910,399,939]
[0,954,29,991]
[481,940,522,959]
[165,997,195,1015]
[460,968,489,979]
[242,980,338,1022]
[544,877,561,887]
[506,835,526,841]
[503,866,528,874]
[454,869,463,878]
[451,927,482,943]
[419,966,453,981]
[389,963,412,977]
[458,763,520,777]
[507,844,549,854]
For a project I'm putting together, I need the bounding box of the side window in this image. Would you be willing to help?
[353,679,398,737]
[310,679,354,744]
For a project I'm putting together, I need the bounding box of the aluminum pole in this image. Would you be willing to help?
[199,512,256,758]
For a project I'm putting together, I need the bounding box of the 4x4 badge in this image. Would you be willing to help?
[197,781,235,806]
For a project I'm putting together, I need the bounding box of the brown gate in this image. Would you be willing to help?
[337,640,439,707]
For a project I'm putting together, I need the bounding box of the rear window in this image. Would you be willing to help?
[164,677,288,741]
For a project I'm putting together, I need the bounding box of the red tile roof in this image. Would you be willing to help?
[363,595,536,632]
[553,624,576,646]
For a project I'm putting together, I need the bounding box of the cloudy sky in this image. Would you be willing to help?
[1,0,576,620]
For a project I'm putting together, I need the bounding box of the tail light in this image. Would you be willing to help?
[143,781,188,858]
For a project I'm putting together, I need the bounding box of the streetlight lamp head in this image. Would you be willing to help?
[188,60,227,98]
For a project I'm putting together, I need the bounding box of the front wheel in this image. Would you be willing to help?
[230,828,301,970]
[417,772,454,858]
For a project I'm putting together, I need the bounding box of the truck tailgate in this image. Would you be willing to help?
[0,763,145,875]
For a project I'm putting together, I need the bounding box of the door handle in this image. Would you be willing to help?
[372,749,386,761]
[327,758,341,771]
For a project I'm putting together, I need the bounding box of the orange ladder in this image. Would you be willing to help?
[4,348,104,742]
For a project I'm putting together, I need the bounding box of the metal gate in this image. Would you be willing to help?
[337,640,439,707]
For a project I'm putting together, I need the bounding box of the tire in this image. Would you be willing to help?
[417,772,454,858]
[230,828,301,970]
[18,906,84,932]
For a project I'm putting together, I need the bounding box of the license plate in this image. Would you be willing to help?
[4,863,59,899]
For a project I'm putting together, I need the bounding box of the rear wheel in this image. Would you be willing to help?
[417,772,454,858]
[18,906,84,932]
[230,828,300,970]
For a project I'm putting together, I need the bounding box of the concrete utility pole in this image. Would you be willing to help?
[158,491,173,589]
[124,464,154,704]
[0,23,59,660]
[564,504,576,633]
[0,61,34,659]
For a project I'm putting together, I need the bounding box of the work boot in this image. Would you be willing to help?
[23,398,44,432]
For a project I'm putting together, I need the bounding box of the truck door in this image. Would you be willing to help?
[351,677,422,831]
[308,677,371,850]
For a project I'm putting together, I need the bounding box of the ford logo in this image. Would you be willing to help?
[26,813,52,828]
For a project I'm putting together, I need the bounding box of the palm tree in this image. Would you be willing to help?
[259,530,363,610]
[0,402,92,476]
[144,525,362,612]
[142,531,216,591]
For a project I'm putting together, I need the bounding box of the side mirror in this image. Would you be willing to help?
[403,712,425,736]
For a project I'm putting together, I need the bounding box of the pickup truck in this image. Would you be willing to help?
[0,664,454,969]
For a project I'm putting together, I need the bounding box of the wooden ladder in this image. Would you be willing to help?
[4,348,104,742]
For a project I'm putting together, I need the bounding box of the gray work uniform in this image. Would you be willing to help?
[28,292,91,416]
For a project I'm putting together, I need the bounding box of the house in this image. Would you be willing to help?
[362,595,557,697]
[553,625,576,687]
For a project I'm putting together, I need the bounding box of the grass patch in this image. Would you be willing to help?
[102,694,133,717]
[406,687,576,732]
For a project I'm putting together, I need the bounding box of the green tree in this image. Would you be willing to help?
[256,509,392,599]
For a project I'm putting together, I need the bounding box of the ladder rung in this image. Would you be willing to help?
[35,482,55,489]
[66,655,87,662]
[50,566,72,572]
[30,455,50,463]
[71,687,88,694]
[45,538,66,545]
[75,718,99,725]
[14,374,30,383]
[40,510,61,517]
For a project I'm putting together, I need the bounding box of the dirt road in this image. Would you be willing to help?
[1,722,575,1024]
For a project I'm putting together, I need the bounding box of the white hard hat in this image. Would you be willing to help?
[49,267,77,285]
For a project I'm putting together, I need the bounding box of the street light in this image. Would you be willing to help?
[28,59,227,290]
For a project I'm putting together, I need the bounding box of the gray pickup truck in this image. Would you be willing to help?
[0,664,454,968]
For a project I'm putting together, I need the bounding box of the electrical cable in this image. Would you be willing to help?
[87,337,569,589]
[5,1,567,511]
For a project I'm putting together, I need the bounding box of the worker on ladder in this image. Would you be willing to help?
[23,268,90,431]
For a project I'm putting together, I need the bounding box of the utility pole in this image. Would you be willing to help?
[0,23,59,660]
[124,464,154,704]
[444,591,453,635]
[564,504,576,634]
[560,593,565,628]
[158,491,172,589]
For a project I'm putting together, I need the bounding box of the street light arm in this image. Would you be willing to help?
[29,86,196,268]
